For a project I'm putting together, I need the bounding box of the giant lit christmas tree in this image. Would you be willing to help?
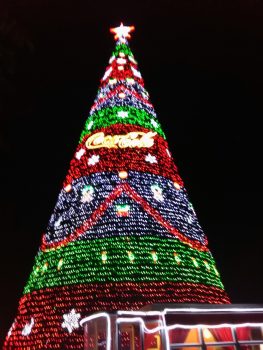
[4,23,230,349]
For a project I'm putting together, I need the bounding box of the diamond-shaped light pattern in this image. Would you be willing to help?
[4,24,229,350]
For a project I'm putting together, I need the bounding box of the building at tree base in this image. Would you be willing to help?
[81,304,263,350]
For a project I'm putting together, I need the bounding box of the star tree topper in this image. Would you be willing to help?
[110,22,135,42]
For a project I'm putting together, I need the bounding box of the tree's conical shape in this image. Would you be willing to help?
[4,24,230,349]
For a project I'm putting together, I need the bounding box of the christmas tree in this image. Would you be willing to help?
[4,23,230,349]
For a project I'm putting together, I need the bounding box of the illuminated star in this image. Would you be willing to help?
[145,154,157,164]
[110,23,135,42]
[62,309,81,334]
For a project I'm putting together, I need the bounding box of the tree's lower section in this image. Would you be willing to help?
[4,281,230,349]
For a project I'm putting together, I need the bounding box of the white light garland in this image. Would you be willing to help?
[75,148,85,160]
[87,120,94,130]
[7,321,16,338]
[102,67,112,81]
[128,55,138,64]
[80,313,111,350]
[109,56,115,64]
[151,119,158,128]
[131,66,142,78]
[22,317,34,336]
[166,149,171,157]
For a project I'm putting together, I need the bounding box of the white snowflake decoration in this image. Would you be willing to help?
[88,155,100,166]
[81,185,94,203]
[151,119,158,128]
[145,153,157,164]
[117,111,128,118]
[151,185,164,202]
[62,309,81,334]
[87,120,94,130]
[22,317,34,336]
[75,148,85,160]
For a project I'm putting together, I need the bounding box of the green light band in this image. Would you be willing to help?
[113,43,133,57]
[24,235,224,294]
[80,106,165,142]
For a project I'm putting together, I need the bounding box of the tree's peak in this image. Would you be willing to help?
[110,22,135,43]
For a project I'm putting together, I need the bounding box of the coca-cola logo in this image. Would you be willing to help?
[85,131,157,149]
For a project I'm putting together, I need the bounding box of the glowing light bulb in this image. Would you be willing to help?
[203,260,210,271]
[173,252,181,265]
[57,259,63,271]
[119,171,128,179]
[191,257,199,268]
[127,251,135,263]
[64,184,72,192]
[101,251,107,264]
[173,182,181,190]
[151,250,158,263]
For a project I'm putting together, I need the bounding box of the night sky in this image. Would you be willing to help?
[1,0,263,345]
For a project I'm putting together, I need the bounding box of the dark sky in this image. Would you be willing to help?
[1,0,263,345]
